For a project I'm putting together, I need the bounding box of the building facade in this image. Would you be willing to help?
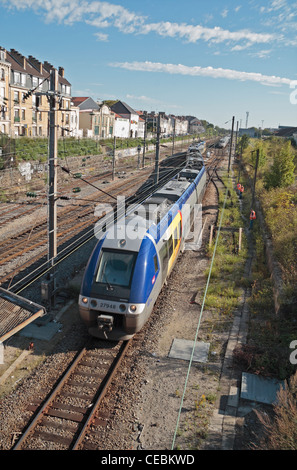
[72,97,115,139]
[0,47,77,138]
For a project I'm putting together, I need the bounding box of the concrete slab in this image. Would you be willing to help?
[19,320,62,341]
[241,372,285,405]
[168,338,210,363]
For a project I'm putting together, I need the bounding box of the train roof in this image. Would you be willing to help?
[98,165,204,251]
[154,180,191,202]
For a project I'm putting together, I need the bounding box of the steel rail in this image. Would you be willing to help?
[12,339,131,450]
[71,340,131,450]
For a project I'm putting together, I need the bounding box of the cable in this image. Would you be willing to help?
[8,155,187,292]
[171,183,229,450]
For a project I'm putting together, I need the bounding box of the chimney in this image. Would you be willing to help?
[10,49,26,69]
[28,55,43,74]
[58,67,64,77]
[43,61,54,72]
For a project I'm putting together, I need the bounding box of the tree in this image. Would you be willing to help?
[264,141,296,190]
[239,134,250,151]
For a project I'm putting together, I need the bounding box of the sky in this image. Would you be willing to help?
[0,0,296,130]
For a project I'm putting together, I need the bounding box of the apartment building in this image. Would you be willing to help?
[0,49,10,135]
[0,47,77,138]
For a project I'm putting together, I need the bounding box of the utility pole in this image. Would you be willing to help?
[228,115,235,175]
[235,120,239,155]
[154,113,160,185]
[172,118,176,156]
[48,68,58,307]
[251,148,259,209]
[112,136,116,180]
[142,112,147,168]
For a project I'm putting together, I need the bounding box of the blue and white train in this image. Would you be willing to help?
[78,155,206,340]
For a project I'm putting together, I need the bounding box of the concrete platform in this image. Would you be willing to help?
[19,320,62,341]
[168,338,210,363]
[241,372,285,405]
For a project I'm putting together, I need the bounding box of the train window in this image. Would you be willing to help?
[174,227,178,241]
[95,249,137,287]
[153,255,158,273]
[168,236,173,258]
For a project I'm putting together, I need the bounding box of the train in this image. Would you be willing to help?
[218,135,230,148]
[188,141,206,153]
[78,153,207,340]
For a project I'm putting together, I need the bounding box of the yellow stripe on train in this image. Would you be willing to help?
[167,211,182,273]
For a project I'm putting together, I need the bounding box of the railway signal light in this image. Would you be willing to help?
[72,187,81,193]
[26,191,37,197]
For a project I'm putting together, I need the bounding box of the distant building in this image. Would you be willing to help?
[72,97,114,138]
[0,46,75,138]
[238,128,256,138]
[275,126,297,138]
[110,101,141,138]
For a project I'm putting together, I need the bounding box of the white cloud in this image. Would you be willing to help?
[126,94,159,103]
[110,60,292,87]
[1,0,278,48]
[139,21,275,46]
[249,49,272,59]
[94,32,109,41]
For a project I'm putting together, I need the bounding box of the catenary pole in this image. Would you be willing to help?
[228,115,235,175]
[48,68,58,306]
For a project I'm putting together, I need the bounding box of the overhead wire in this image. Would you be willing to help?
[8,151,188,292]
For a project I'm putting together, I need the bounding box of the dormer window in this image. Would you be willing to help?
[13,72,20,84]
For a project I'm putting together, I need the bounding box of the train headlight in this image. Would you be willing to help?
[82,297,88,304]
[129,305,137,313]
[119,304,126,312]
[91,299,97,307]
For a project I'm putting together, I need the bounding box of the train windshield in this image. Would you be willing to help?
[95,249,137,288]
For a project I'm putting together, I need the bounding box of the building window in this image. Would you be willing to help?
[14,72,20,84]
[22,109,25,120]
[14,91,19,104]
[0,68,4,81]
[14,109,20,122]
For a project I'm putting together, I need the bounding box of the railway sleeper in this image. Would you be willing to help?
[33,430,74,446]
[45,407,84,423]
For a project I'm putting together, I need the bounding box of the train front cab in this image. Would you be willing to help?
[79,232,161,340]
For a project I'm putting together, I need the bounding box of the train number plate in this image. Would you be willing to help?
[99,302,117,311]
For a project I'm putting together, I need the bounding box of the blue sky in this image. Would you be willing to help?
[1,0,296,129]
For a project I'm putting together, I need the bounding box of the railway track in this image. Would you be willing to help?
[0,145,230,451]
[12,339,131,450]
[0,153,188,288]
